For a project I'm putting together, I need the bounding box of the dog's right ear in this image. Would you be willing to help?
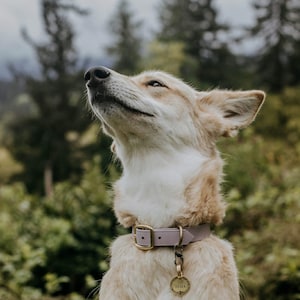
[197,90,266,137]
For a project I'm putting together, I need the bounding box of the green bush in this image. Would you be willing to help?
[0,157,117,299]
[219,127,300,299]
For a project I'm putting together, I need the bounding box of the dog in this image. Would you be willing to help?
[84,66,265,299]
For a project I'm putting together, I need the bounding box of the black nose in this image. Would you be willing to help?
[84,67,111,87]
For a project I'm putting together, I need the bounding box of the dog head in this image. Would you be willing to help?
[85,66,265,157]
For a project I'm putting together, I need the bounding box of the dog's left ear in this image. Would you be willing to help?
[198,90,266,137]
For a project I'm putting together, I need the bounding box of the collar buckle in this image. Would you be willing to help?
[133,224,154,250]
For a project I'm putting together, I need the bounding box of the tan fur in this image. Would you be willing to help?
[85,66,265,299]
[100,235,239,300]
[178,158,225,226]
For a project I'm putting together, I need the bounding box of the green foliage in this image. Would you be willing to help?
[0,157,117,299]
[247,0,300,91]
[255,87,300,145]
[1,0,300,298]
[224,163,300,299]
[142,40,189,77]
[156,0,242,88]
[0,148,23,183]
[5,0,90,195]
[217,91,300,298]
[106,0,143,75]
[0,184,45,299]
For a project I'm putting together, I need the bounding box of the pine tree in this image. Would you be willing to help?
[106,0,143,74]
[7,0,89,195]
[157,0,237,87]
[247,0,300,91]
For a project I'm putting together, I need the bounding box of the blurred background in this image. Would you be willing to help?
[0,0,299,299]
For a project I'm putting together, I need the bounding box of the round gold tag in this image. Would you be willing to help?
[170,276,190,296]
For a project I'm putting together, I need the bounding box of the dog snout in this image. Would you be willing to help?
[84,66,111,88]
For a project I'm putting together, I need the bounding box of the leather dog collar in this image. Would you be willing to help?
[133,224,210,250]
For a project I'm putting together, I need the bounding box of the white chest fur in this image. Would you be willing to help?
[115,147,208,227]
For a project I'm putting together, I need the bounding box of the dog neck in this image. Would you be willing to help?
[113,143,225,228]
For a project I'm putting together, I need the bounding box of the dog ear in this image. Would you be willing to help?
[198,90,265,137]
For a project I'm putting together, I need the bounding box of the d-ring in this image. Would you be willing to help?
[177,225,183,246]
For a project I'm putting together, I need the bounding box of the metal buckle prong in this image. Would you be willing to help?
[133,224,154,250]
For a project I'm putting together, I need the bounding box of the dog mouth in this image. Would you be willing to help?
[92,92,154,117]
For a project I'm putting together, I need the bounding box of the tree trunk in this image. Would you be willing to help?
[44,161,53,197]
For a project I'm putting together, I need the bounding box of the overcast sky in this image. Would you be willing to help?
[0,0,255,78]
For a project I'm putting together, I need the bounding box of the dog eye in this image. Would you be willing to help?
[147,80,165,87]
